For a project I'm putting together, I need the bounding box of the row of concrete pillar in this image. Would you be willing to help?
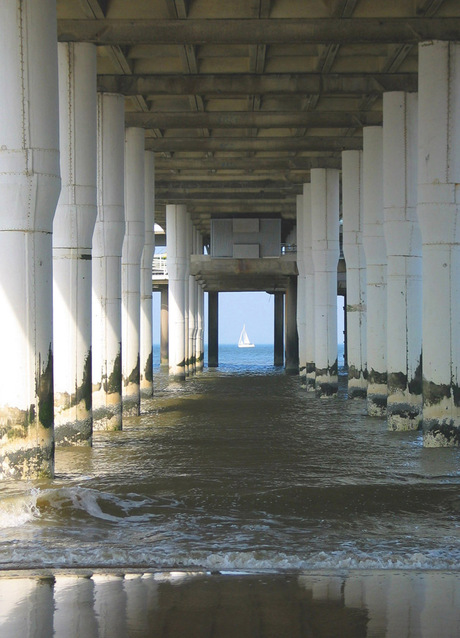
[297,40,460,448]
[0,2,159,478]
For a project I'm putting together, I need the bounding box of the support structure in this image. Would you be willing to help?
[285,277,299,374]
[383,91,422,431]
[140,151,155,399]
[296,194,307,379]
[363,127,387,416]
[311,168,340,396]
[53,42,97,446]
[274,293,284,367]
[417,41,460,446]
[342,150,367,399]
[160,287,169,366]
[92,93,125,431]
[166,204,187,379]
[0,0,60,478]
[208,292,219,368]
[122,128,145,415]
[303,184,316,391]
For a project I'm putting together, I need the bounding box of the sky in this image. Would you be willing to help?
[152,290,346,346]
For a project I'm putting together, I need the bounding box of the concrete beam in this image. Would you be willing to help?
[154,156,342,171]
[97,73,417,97]
[58,18,460,45]
[145,137,362,152]
[126,111,382,129]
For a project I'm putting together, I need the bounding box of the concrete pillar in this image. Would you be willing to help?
[208,292,219,367]
[122,128,145,415]
[166,204,187,379]
[0,0,60,479]
[53,43,97,446]
[311,168,340,396]
[274,293,284,366]
[418,41,460,446]
[363,127,388,416]
[285,277,299,374]
[342,150,367,399]
[303,184,316,391]
[140,151,155,399]
[296,194,307,379]
[383,92,422,431]
[186,214,195,375]
[196,260,205,374]
[92,93,125,431]
[160,286,169,366]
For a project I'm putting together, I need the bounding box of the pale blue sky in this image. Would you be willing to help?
[152,290,345,346]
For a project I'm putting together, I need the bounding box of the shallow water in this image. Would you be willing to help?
[1,344,459,574]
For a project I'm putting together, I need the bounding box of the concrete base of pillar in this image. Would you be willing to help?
[0,428,54,480]
[423,420,460,447]
[306,363,316,392]
[54,406,92,447]
[347,366,367,399]
[315,362,338,397]
[367,386,387,416]
[92,393,122,431]
[422,384,460,446]
[387,370,422,431]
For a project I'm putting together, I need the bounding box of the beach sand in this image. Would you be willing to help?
[1,569,459,637]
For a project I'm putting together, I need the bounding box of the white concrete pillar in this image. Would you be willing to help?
[0,0,60,479]
[185,213,192,375]
[53,43,97,446]
[383,92,422,431]
[296,194,307,380]
[188,227,199,374]
[122,128,145,415]
[342,150,367,399]
[92,93,125,431]
[303,184,316,392]
[311,169,340,396]
[363,126,388,416]
[418,41,460,446]
[166,204,187,379]
[196,283,205,372]
[140,151,155,399]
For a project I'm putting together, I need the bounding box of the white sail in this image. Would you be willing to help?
[238,324,255,348]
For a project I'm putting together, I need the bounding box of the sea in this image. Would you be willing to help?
[1,342,460,636]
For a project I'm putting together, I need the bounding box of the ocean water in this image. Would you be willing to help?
[0,342,459,576]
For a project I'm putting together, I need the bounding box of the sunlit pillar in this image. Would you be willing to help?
[285,276,299,374]
[196,283,205,372]
[122,128,145,415]
[160,286,169,366]
[342,150,367,399]
[0,0,60,479]
[383,91,422,431]
[418,41,460,446]
[186,213,194,375]
[140,151,155,399]
[311,168,340,396]
[274,292,284,366]
[208,291,219,367]
[303,184,316,391]
[53,43,97,446]
[92,93,125,431]
[296,194,307,379]
[363,126,387,416]
[166,204,187,379]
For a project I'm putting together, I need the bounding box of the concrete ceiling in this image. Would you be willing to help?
[57,0,460,242]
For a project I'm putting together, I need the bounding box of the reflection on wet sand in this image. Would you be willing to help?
[1,569,459,637]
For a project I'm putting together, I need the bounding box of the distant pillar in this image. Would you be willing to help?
[285,277,299,374]
[208,292,219,368]
[311,168,340,396]
[383,91,422,431]
[303,184,316,392]
[166,204,187,379]
[122,128,145,415]
[342,150,367,399]
[418,41,460,446]
[160,287,169,366]
[53,43,97,446]
[0,0,60,479]
[363,126,387,416]
[140,151,155,400]
[186,214,195,375]
[296,194,307,379]
[274,293,284,366]
[92,93,125,431]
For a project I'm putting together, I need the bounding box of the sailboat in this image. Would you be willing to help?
[238,324,255,348]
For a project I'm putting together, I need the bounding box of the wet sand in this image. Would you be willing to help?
[1,569,459,637]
